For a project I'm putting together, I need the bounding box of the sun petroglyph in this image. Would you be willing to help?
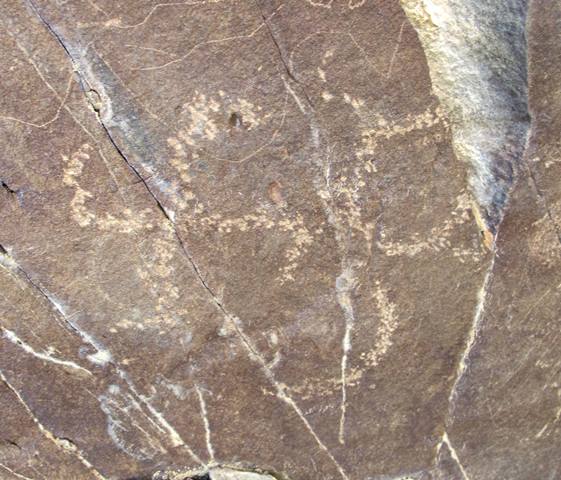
[163,88,288,166]
[165,117,320,284]
[176,91,270,147]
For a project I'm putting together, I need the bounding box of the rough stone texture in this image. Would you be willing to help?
[0,1,558,480]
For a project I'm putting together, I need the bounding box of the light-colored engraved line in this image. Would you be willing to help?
[0,462,36,480]
[59,314,202,464]
[5,9,205,467]
[4,28,179,332]
[49,51,179,310]
[122,376,203,464]
[100,387,168,457]
[135,4,284,71]
[0,264,86,347]
[0,371,108,480]
[195,385,216,463]
[348,0,366,9]
[281,65,354,451]
[221,313,349,480]
[0,72,74,129]
[386,20,406,79]
[1,250,202,465]
[307,0,333,8]
[85,0,109,16]
[116,371,204,465]
[179,228,346,475]
[124,44,179,57]
[136,25,266,71]
[15,4,338,474]
[213,85,289,164]
[281,76,307,114]
[287,30,381,79]
[179,69,289,165]
[1,327,92,376]
[91,43,170,126]
[521,283,556,323]
[285,75,357,445]
[108,0,227,30]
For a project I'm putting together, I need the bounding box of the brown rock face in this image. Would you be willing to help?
[0,1,558,479]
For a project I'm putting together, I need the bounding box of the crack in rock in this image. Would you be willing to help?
[400,0,531,244]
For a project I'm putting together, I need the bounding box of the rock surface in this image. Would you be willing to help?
[0,1,559,479]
